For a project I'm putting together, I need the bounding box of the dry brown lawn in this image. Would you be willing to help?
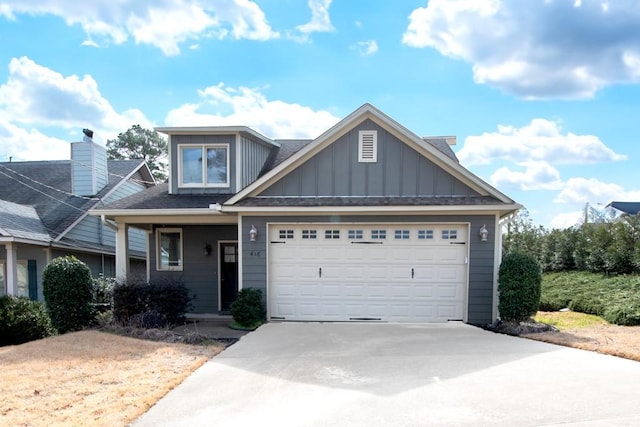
[0,331,224,427]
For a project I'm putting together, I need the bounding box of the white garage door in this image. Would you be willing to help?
[268,223,468,322]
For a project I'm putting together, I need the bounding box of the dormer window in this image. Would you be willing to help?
[179,144,229,187]
[358,130,377,162]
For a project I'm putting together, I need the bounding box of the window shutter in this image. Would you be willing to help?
[28,260,37,301]
[358,130,377,162]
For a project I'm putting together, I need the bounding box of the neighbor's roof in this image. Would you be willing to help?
[606,201,640,215]
[0,159,147,241]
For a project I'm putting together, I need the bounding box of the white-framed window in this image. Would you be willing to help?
[394,229,410,239]
[325,229,340,239]
[178,144,230,188]
[157,228,183,271]
[279,229,295,239]
[358,130,377,162]
[348,229,364,239]
[418,229,434,240]
[371,229,387,239]
[16,261,28,298]
[302,229,317,239]
[0,262,4,296]
[442,229,458,240]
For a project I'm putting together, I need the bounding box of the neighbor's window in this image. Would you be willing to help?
[179,144,229,187]
[157,228,183,271]
[16,261,28,298]
[0,262,4,296]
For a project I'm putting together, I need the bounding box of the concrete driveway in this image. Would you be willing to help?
[134,322,640,426]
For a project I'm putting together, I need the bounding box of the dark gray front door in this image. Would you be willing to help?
[220,242,238,311]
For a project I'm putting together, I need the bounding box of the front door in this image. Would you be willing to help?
[219,242,239,312]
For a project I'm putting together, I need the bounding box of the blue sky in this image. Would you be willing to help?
[1,0,639,228]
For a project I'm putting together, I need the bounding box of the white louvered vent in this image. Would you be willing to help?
[358,130,377,162]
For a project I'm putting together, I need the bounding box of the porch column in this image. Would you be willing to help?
[115,223,130,281]
[5,242,17,296]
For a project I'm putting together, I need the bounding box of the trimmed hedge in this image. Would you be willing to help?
[0,296,56,346]
[498,252,542,322]
[112,278,193,326]
[42,256,94,333]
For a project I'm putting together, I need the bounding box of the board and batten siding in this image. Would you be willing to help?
[148,224,237,313]
[169,134,237,194]
[241,214,497,325]
[259,120,478,198]
[240,135,272,189]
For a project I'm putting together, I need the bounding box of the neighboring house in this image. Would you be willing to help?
[0,133,156,300]
[606,201,640,216]
[92,104,519,325]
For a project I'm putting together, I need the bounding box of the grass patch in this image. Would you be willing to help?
[534,311,609,331]
[540,271,640,325]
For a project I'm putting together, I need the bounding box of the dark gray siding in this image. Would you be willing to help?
[240,135,271,189]
[242,214,497,325]
[149,224,237,313]
[170,135,237,194]
[259,120,479,198]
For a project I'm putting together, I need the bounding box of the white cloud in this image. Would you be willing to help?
[0,57,153,154]
[549,211,584,230]
[554,177,640,204]
[0,119,70,161]
[490,162,563,190]
[457,118,625,166]
[164,83,340,139]
[0,0,278,56]
[352,40,379,56]
[402,0,640,99]
[292,0,334,41]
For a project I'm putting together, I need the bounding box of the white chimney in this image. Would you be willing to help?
[70,129,109,196]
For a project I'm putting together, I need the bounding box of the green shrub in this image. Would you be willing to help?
[0,295,56,346]
[498,252,542,322]
[231,288,265,328]
[603,306,640,326]
[569,296,604,316]
[112,277,193,326]
[42,256,94,333]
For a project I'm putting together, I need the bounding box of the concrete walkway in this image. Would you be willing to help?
[134,322,640,426]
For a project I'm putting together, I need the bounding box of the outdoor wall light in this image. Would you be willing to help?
[479,224,489,242]
[203,243,212,256]
[249,225,258,242]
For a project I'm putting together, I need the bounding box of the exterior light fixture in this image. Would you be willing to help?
[203,244,212,256]
[249,225,258,242]
[479,224,489,242]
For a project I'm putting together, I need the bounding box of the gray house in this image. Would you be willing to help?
[0,134,155,300]
[92,104,519,325]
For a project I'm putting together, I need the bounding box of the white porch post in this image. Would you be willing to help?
[115,223,130,281]
[5,242,17,296]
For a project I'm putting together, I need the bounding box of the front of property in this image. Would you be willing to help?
[92,104,519,325]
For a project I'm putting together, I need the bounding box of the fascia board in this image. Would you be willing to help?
[155,126,280,148]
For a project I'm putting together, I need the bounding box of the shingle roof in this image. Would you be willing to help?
[235,195,503,207]
[607,201,640,215]
[95,182,234,210]
[0,199,51,242]
[0,159,143,239]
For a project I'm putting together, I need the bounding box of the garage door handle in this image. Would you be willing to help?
[411,268,414,279]
[319,267,322,278]
[450,242,466,245]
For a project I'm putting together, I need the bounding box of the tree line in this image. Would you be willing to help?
[503,209,640,275]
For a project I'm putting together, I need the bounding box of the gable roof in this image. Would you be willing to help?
[0,159,152,242]
[606,201,640,215]
[0,199,51,243]
[226,103,516,209]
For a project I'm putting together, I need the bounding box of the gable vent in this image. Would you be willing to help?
[358,130,377,163]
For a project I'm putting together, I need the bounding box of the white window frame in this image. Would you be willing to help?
[16,261,28,298]
[156,228,183,271]
[358,130,377,163]
[178,144,230,188]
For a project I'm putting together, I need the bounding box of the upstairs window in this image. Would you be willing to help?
[358,130,377,162]
[179,144,229,187]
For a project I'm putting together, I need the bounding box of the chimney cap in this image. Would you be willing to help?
[82,128,94,138]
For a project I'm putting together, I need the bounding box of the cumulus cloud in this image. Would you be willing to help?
[0,0,278,56]
[0,56,153,158]
[554,177,640,204]
[402,0,640,99]
[549,211,584,230]
[457,118,625,167]
[352,40,379,56]
[164,83,340,139]
[490,162,563,190]
[296,0,334,34]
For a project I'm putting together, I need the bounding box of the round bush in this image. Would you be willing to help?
[42,256,94,333]
[498,252,542,322]
[0,295,56,346]
[231,288,265,328]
